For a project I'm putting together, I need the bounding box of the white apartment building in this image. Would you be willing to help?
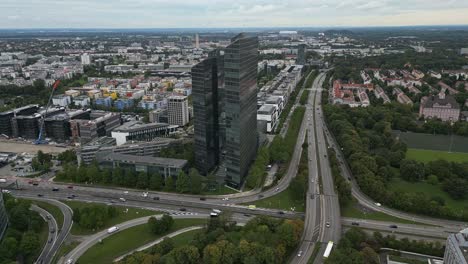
[81,53,91,65]
[167,95,189,126]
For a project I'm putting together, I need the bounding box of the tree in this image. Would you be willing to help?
[164,176,175,192]
[136,172,149,189]
[165,245,200,264]
[149,173,163,190]
[400,159,425,182]
[189,168,203,194]
[20,232,40,257]
[176,171,191,193]
[0,237,18,260]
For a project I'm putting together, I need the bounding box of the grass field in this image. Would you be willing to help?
[62,200,159,236]
[78,218,207,264]
[389,255,427,264]
[170,229,202,248]
[201,185,239,195]
[52,241,80,264]
[388,178,468,212]
[406,148,468,163]
[246,187,305,212]
[31,200,64,228]
[394,131,468,153]
[341,200,428,225]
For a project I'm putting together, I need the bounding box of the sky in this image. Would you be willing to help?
[1,0,468,28]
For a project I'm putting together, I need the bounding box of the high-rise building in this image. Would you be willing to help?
[223,33,258,188]
[167,96,189,126]
[192,57,220,175]
[0,192,8,240]
[444,228,468,264]
[195,33,200,49]
[297,44,306,65]
[81,53,91,65]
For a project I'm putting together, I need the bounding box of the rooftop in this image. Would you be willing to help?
[100,152,187,168]
[113,121,174,133]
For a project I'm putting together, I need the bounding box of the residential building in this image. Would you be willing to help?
[192,56,221,175]
[444,228,468,264]
[419,92,460,122]
[94,97,112,108]
[393,87,413,105]
[111,121,178,145]
[257,104,278,132]
[73,95,91,107]
[98,152,187,179]
[373,85,391,104]
[52,94,72,107]
[167,95,189,126]
[223,33,258,188]
[0,193,7,240]
[114,99,134,110]
[81,53,91,65]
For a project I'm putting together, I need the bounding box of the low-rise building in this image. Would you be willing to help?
[52,94,72,107]
[94,97,112,108]
[393,87,413,105]
[74,95,91,107]
[114,99,134,110]
[444,228,468,264]
[419,92,460,122]
[111,121,178,145]
[257,104,278,133]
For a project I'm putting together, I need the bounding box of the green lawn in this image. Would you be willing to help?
[31,200,64,228]
[388,178,468,212]
[78,218,207,264]
[201,185,239,195]
[389,255,427,264]
[53,241,80,264]
[170,229,202,248]
[341,200,428,225]
[245,188,305,212]
[62,200,159,236]
[406,148,468,163]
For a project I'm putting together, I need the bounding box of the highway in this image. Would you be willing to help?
[32,205,58,264]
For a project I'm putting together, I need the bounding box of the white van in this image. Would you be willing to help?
[119,198,126,202]
[107,226,119,234]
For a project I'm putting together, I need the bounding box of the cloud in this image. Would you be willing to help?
[0,0,468,28]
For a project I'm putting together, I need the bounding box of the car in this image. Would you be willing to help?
[351,222,360,226]
[325,222,330,228]
[67,196,74,199]
[119,198,126,202]
[275,187,279,192]
[278,211,285,215]
[67,186,74,189]
[179,208,187,211]
[142,192,148,198]
[32,182,39,186]
[324,154,327,158]
[243,214,251,217]
[46,215,51,220]
[1,190,11,194]
[258,194,264,198]
[222,197,229,201]
[200,197,206,201]
[310,194,315,199]
[50,228,55,233]
[297,250,303,257]
[153,197,160,200]
[389,224,398,229]
[123,191,129,194]
[375,202,382,207]
[28,180,34,184]
[66,259,73,264]
[52,188,59,192]
[37,194,43,197]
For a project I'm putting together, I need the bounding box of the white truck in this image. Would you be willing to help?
[212,209,222,214]
[0,179,6,183]
[107,226,119,234]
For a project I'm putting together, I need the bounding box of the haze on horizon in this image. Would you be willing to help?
[1,0,468,29]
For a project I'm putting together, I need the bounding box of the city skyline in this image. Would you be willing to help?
[2,0,468,28]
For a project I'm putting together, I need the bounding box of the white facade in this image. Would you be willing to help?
[52,95,72,107]
[74,96,91,107]
[167,95,189,126]
[81,53,91,65]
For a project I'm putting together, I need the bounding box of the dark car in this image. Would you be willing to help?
[50,228,55,233]
[67,186,74,189]
[310,194,315,199]
[199,197,206,201]
[67,196,74,199]
[52,188,59,192]
[179,208,187,211]
[278,211,285,215]
[389,225,398,229]
[153,197,160,201]
[258,194,264,198]
[32,182,39,186]
[37,194,44,197]
[351,222,360,226]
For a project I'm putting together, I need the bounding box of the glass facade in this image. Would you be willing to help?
[192,57,221,175]
[224,33,259,188]
[0,193,8,240]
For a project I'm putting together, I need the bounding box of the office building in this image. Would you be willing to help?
[0,193,7,240]
[98,152,187,179]
[70,111,121,143]
[44,109,91,142]
[192,56,220,175]
[167,95,189,126]
[0,105,39,137]
[223,33,258,188]
[444,228,468,264]
[296,44,306,65]
[111,121,178,145]
[149,109,168,123]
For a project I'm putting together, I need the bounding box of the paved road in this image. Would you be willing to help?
[32,205,58,264]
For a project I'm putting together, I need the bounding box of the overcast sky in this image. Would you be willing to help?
[1,0,468,28]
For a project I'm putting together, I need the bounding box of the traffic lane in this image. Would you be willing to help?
[32,205,58,264]
[44,199,74,263]
[13,192,303,220]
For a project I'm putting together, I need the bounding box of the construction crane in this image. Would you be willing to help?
[35,80,61,145]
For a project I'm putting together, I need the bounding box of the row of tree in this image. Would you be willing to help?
[56,163,206,195]
[148,215,174,235]
[119,215,304,264]
[326,227,445,263]
[0,194,44,264]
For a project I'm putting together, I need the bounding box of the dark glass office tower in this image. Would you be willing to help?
[192,56,220,175]
[224,33,258,188]
[297,44,306,65]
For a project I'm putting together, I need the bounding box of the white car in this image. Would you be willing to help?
[123,191,129,194]
[222,197,229,201]
[275,187,279,192]
[297,250,303,257]
[326,222,330,228]
[66,259,73,264]
[142,192,148,198]
[1,190,11,194]
[375,202,382,207]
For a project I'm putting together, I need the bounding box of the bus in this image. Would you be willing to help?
[323,241,334,258]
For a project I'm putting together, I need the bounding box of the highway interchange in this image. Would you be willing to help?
[2,68,467,263]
